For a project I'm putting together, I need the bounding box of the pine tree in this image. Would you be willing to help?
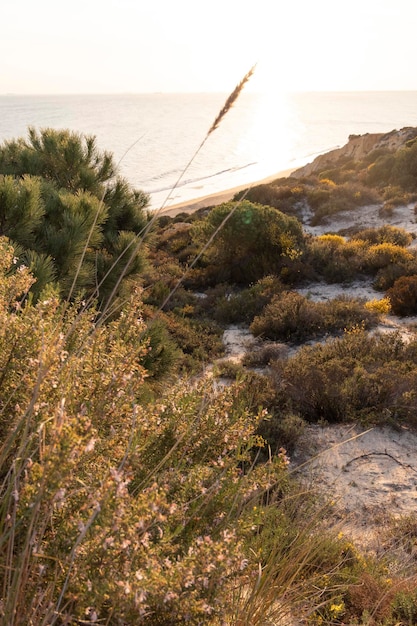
[0,175,44,247]
[0,128,150,303]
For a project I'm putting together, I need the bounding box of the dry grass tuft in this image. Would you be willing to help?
[208,65,256,136]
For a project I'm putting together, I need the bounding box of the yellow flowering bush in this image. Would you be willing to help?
[366,242,414,269]
[365,296,391,314]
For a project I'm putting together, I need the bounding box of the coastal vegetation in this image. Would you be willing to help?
[2,125,417,624]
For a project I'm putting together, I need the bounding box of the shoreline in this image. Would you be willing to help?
[157,167,296,218]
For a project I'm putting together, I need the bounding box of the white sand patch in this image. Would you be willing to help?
[293,424,417,551]
[372,314,417,343]
[222,325,258,361]
[303,202,417,238]
[298,279,382,303]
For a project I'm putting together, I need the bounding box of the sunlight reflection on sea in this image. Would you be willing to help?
[1,91,417,209]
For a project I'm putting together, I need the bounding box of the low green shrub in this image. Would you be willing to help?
[305,236,369,282]
[208,276,285,324]
[305,234,417,287]
[233,179,306,216]
[212,359,245,379]
[191,200,304,285]
[373,263,414,291]
[243,341,289,367]
[251,291,319,341]
[366,153,397,186]
[306,181,379,225]
[390,584,417,624]
[155,309,224,372]
[256,412,306,455]
[360,243,417,289]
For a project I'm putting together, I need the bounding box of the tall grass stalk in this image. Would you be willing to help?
[60,66,256,335]
[97,65,257,324]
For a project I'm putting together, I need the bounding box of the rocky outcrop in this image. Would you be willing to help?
[293,127,417,178]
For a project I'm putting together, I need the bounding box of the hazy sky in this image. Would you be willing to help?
[2,0,417,94]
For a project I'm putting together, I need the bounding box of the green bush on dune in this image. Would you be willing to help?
[191,200,304,285]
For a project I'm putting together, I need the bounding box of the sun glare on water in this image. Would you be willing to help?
[237,89,300,181]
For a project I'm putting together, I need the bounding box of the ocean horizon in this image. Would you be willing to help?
[2,91,417,209]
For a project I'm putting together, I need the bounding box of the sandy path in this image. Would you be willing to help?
[292,424,417,551]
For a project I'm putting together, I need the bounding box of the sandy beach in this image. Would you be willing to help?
[158,167,296,218]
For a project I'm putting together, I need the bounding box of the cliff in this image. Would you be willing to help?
[293,126,417,178]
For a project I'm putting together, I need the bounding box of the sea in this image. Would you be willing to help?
[1,91,417,210]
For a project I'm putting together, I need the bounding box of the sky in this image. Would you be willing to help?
[2,0,417,94]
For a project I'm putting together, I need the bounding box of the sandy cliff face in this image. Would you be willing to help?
[293,126,417,178]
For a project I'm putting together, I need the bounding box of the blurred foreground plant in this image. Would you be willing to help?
[0,236,310,624]
[0,235,370,624]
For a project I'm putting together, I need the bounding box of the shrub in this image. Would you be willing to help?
[256,412,306,455]
[345,572,395,623]
[322,296,378,330]
[386,275,417,315]
[391,584,417,624]
[155,310,224,372]
[365,243,414,270]
[383,513,417,564]
[305,236,368,282]
[353,224,413,247]
[373,263,414,291]
[209,276,285,324]
[250,292,377,342]
[366,138,417,192]
[391,140,417,191]
[212,359,246,380]
[251,291,321,341]
[233,179,306,216]
[306,181,379,225]
[383,193,414,211]
[191,200,304,285]
[269,331,417,424]
[365,297,391,314]
[366,153,396,186]
[316,233,345,246]
[1,239,305,624]
[243,341,289,367]
[363,242,417,289]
